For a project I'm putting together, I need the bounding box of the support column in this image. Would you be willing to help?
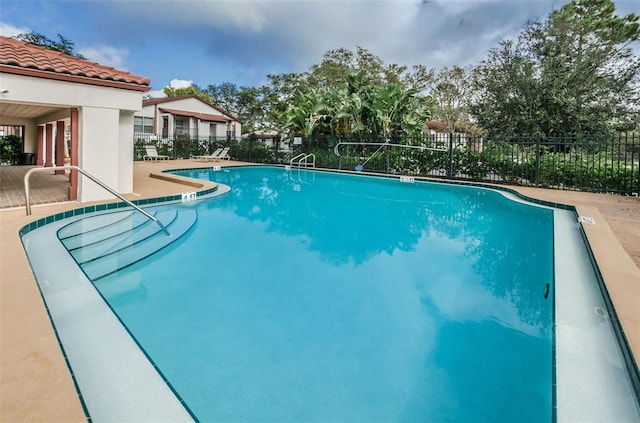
[68,108,79,201]
[55,121,66,174]
[45,123,54,167]
[37,126,44,166]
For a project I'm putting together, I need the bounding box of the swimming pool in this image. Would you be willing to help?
[21,166,640,422]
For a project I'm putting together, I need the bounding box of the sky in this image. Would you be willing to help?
[1,0,639,97]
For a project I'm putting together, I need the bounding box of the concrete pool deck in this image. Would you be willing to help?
[1,160,639,421]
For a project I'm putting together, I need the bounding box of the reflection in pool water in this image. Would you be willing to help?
[88,167,554,422]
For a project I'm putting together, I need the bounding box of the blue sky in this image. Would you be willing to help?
[1,0,638,97]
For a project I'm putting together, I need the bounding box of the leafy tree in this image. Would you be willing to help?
[283,70,430,140]
[200,47,434,137]
[257,72,308,133]
[471,0,640,135]
[162,84,213,103]
[206,83,264,131]
[430,66,472,133]
[206,82,241,115]
[531,0,640,134]
[404,64,435,94]
[14,31,86,59]
[470,39,543,134]
[306,47,426,93]
[306,48,356,91]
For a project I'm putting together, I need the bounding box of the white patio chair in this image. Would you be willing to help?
[191,148,223,162]
[143,145,170,160]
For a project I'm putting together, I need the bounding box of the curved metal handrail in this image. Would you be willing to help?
[290,153,316,168]
[290,153,306,166]
[24,165,169,235]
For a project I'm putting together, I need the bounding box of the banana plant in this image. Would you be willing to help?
[283,89,331,137]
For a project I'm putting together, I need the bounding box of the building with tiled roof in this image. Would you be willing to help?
[135,94,241,143]
[0,35,150,201]
[0,35,150,89]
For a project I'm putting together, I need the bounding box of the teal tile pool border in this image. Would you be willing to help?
[18,185,218,238]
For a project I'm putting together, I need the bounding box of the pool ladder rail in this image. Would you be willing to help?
[290,153,316,169]
[23,165,170,236]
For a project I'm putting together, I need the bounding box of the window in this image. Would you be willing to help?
[162,117,169,138]
[175,119,184,136]
[134,116,153,134]
[227,122,236,140]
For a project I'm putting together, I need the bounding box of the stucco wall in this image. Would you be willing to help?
[1,72,143,201]
[137,97,241,139]
[78,107,121,202]
[118,111,134,193]
[2,73,142,110]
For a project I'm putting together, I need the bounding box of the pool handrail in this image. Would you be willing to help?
[24,165,170,236]
[290,153,315,168]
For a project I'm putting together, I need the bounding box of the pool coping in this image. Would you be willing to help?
[2,161,639,421]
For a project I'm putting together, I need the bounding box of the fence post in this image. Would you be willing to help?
[535,133,541,187]
[636,133,640,197]
[448,133,454,178]
[385,144,390,174]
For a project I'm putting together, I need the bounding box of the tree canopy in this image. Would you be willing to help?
[14,31,86,59]
[470,0,640,135]
[283,71,431,139]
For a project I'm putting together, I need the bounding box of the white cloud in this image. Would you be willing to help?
[0,22,30,37]
[145,89,167,98]
[168,79,193,89]
[142,80,193,98]
[79,45,129,70]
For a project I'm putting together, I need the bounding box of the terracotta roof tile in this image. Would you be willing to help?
[0,35,150,89]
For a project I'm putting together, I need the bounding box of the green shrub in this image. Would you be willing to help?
[0,135,22,165]
[231,140,272,163]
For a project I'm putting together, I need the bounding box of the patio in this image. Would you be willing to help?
[0,165,69,209]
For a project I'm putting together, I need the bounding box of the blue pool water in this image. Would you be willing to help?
[80,167,554,422]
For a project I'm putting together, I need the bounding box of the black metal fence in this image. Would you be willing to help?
[134,133,288,164]
[134,132,640,196]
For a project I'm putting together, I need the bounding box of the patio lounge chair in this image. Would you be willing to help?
[143,145,170,161]
[191,148,223,162]
[217,147,231,160]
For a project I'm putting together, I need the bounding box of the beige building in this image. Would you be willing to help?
[135,95,241,141]
[0,35,150,202]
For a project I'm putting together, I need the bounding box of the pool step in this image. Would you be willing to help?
[59,210,158,250]
[58,208,198,281]
[68,210,179,264]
